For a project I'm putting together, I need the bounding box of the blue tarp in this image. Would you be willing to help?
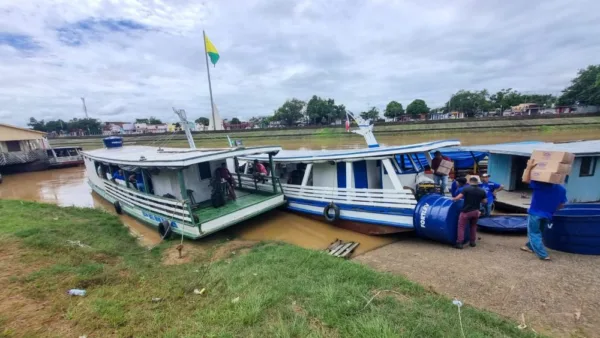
[396,149,488,170]
[477,215,528,233]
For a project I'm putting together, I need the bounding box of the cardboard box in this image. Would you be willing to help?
[531,150,575,164]
[525,169,566,184]
[534,161,572,174]
[439,159,454,169]
[435,165,452,175]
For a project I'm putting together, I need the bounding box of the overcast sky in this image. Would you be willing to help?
[0,0,598,127]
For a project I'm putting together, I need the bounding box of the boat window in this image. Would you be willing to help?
[395,154,417,174]
[67,149,78,156]
[579,157,597,177]
[199,162,212,180]
[409,153,424,172]
[46,149,54,156]
[6,141,21,152]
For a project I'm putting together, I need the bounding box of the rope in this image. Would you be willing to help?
[452,299,466,338]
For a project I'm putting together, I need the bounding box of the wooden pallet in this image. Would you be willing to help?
[325,239,360,258]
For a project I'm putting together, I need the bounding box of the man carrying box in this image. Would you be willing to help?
[431,151,452,196]
[521,159,568,261]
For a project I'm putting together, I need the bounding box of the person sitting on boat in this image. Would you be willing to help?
[521,159,567,261]
[451,177,467,197]
[431,151,451,195]
[288,164,305,185]
[253,160,268,183]
[216,163,236,200]
[128,174,138,190]
[479,173,503,217]
[451,176,487,249]
[113,169,126,186]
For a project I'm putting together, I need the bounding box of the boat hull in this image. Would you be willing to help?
[286,198,414,235]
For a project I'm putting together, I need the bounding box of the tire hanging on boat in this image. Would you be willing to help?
[323,202,340,222]
[158,220,173,239]
[113,201,122,215]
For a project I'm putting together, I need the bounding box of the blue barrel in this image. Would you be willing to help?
[543,207,600,255]
[413,194,468,245]
[103,136,123,148]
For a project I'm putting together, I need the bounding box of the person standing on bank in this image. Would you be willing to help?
[521,159,567,261]
[431,151,451,195]
[451,176,487,249]
[480,173,503,217]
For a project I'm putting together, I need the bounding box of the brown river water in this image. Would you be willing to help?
[2,130,599,253]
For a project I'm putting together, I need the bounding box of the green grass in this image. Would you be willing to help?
[0,200,537,337]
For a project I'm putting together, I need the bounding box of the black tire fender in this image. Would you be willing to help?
[113,201,123,215]
[158,220,173,239]
[323,202,340,222]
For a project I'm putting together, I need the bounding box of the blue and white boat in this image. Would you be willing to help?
[241,113,460,235]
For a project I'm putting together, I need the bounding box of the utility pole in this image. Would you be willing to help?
[81,97,89,118]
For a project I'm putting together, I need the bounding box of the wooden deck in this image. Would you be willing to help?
[193,191,277,223]
[495,190,532,212]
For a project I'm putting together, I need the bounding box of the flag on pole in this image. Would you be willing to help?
[345,113,350,132]
[204,33,220,66]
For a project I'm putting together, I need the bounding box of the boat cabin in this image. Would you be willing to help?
[458,140,600,210]
[83,145,285,239]
[47,147,83,167]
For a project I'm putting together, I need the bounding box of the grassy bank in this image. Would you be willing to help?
[0,200,535,337]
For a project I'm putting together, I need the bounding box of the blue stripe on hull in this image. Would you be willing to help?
[286,197,414,216]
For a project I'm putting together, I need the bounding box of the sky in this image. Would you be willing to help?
[0,0,599,127]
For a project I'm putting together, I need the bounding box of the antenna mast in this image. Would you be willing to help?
[80,97,89,118]
[173,108,196,149]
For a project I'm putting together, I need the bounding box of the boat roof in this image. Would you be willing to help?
[456,140,600,157]
[83,145,281,167]
[240,140,460,162]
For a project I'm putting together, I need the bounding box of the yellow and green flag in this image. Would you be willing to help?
[204,33,219,66]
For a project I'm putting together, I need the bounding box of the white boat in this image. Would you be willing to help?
[47,146,84,168]
[241,113,460,235]
[82,112,285,240]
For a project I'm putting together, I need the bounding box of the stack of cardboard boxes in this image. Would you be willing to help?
[435,159,454,176]
[523,150,575,184]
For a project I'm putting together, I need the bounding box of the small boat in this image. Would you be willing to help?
[241,113,460,235]
[47,147,84,168]
[82,112,285,240]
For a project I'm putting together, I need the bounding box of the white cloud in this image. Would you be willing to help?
[0,0,599,127]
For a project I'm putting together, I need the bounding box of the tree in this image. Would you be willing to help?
[249,116,272,128]
[135,118,149,124]
[28,117,46,132]
[406,99,430,117]
[447,90,490,117]
[67,118,102,134]
[384,101,404,120]
[148,117,162,125]
[195,117,210,126]
[360,107,379,121]
[273,98,305,126]
[230,117,241,124]
[558,65,600,106]
[306,95,345,124]
[174,122,181,130]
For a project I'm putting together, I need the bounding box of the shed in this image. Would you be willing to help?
[0,123,49,170]
[458,140,600,206]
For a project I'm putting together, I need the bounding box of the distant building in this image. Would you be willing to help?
[0,123,50,172]
[511,103,539,115]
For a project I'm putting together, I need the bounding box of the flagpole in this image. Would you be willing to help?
[203,30,217,131]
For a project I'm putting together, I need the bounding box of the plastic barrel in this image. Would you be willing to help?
[103,136,123,148]
[413,194,467,245]
[543,208,600,255]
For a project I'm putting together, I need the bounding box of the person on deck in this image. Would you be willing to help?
[253,160,268,183]
[479,173,503,217]
[217,163,236,200]
[451,177,467,197]
[288,164,305,185]
[431,151,451,195]
[451,176,487,249]
[521,159,567,261]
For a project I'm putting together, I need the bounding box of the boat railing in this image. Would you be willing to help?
[237,173,281,193]
[236,178,417,209]
[103,180,192,223]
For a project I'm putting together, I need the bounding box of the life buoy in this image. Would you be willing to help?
[158,220,172,239]
[113,201,122,215]
[323,202,340,222]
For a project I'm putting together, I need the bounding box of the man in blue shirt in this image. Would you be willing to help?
[521,159,568,260]
[450,177,467,197]
[479,173,503,217]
